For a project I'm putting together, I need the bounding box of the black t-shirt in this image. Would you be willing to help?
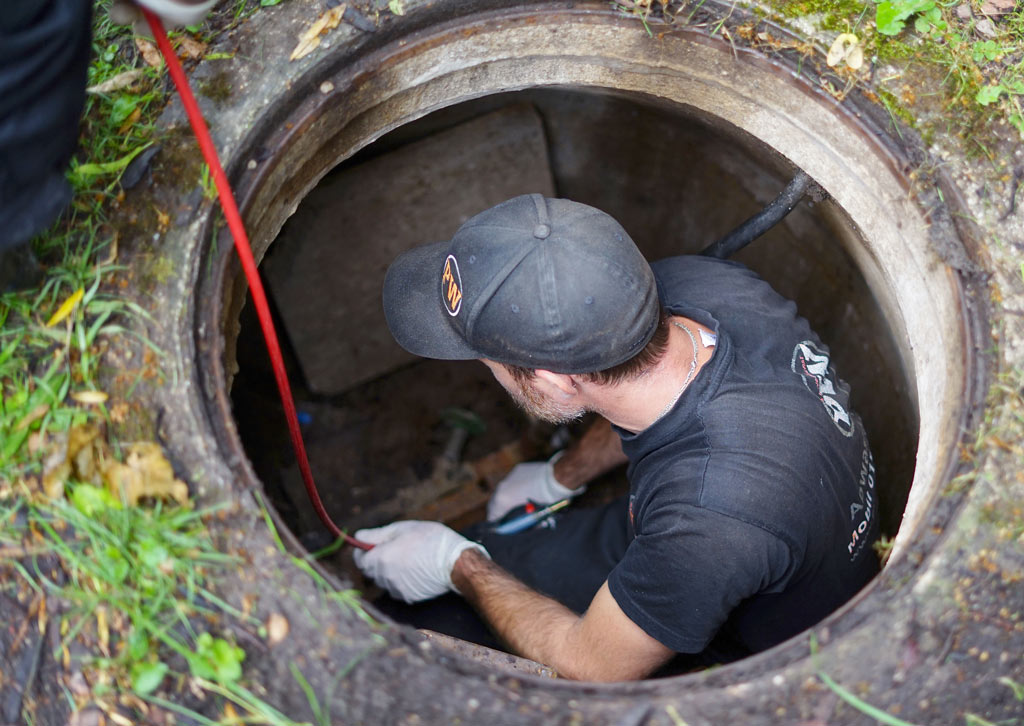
[606,256,880,654]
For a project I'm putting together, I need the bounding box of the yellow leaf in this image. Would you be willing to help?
[826,33,863,71]
[266,613,290,645]
[97,606,110,656]
[117,106,142,136]
[46,287,84,327]
[72,390,109,405]
[102,442,189,506]
[290,5,346,61]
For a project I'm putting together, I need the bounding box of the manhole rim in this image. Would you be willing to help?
[167,0,991,700]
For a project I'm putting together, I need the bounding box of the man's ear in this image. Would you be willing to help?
[533,369,578,397]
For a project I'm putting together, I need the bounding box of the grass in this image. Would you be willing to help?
[0,3,354,723]
[658,0,1024,148]
[810,634,922,726]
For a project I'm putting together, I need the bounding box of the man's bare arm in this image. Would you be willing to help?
[452,548,673,681]
[553,417,628,491]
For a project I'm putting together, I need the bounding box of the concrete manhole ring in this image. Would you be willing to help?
[115,0,1023,723]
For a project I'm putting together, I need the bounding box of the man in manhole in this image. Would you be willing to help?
[353,194,880,680]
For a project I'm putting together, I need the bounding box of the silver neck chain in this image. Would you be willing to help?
[656,321,699,421]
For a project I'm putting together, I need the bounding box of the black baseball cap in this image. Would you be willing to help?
[382,194,660,374]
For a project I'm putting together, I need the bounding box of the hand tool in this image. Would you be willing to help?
[490,498,570,535]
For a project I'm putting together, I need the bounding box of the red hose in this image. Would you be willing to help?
[142,9,372,551]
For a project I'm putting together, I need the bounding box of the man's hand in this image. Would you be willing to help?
[352,521,489,603]
[486,452,583,521]
[488,418,628,521]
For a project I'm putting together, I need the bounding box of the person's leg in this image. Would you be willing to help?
[470,495,631,614]
[0,0,91,256]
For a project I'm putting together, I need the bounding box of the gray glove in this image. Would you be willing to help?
[352,521,489,603]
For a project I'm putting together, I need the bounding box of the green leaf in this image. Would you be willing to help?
[136,538,171,570]
[964,714,997,726]
[1000,676,1024,702]
[130,661,168,695]
[260,0,284,5]
[975,84,1005,106]
[1,428,30,464]
[188,633,245,683]
[68,142,153,182]
[875,0,934,36]
[102,544,131,584]
[0,335,21,371]
[109,95,140,125]
[972,40,1001,63]
[71,484,121,516]
[128,630,151,661]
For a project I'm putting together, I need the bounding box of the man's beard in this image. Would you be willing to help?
[507,377,587,425]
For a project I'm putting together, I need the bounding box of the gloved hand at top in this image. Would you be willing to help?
[110,0,217,34]
[486,451,585,522]
[352,521,489,603]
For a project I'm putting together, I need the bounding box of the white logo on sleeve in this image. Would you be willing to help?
[791,340,854,437]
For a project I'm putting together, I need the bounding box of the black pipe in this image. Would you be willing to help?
[701,170,813,259]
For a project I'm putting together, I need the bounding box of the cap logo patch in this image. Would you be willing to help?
[441,255,463,316]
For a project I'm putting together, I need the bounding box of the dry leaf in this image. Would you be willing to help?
[72,390,109,405]
[154,207,170,231]
[16,403,50,431]
[105,442,189,506]
[117,107,142,136]
[86,69,146,95]
[176,35,208,59]
[290,5,346,61]
[826,33,863,70]
[97,607,110,656]
[135,37,163,69]
[41,425,104,497]
[266,613,290,646]
[955,4,972,20]
[27,432,45,456]
[41,426,189,508]
[109,402,130,423]
[975,17,998,37]
[981,0,1015,15]
[105,710,133,726]
[42,432,72,499]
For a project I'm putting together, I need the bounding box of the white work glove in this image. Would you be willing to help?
[486,451,584,522]
[352,521,489,603]
[110,0,217,33]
